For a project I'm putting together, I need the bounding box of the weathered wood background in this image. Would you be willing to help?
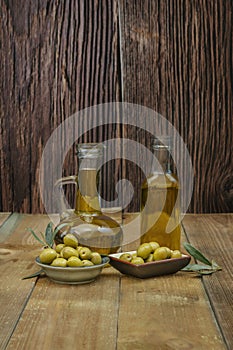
[0,0,232,214]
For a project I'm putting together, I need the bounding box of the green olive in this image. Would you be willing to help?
[67,256,83,267]
[39,248,57,264]
[164,247,172,258]
[145,253,154,262]
[91,252,102,265]
[61,246,79,259]
[119,253,132,262]
[149,241,160,252]
[131,257,144,265]
[79,247,92,260]
[171,250,182,259]
[82,260,94,267]
[137,243,153,259]
[55,243,65,254]
[153,247,169,261]
[63,233,78,248]
[76,246,83,254]
[51,257,67,267]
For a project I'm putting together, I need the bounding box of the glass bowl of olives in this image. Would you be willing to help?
[109,242,191,279]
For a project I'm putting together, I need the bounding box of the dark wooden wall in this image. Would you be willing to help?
[0,0,232,214]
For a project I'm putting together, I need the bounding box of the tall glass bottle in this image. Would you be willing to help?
[55,143,123,255]
[140,137,181,250]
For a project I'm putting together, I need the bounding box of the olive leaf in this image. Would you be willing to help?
[211,260,221,270]
[182,242,221,275]
[182,263,220,275]
[183,242,212,266]
[27,227,46,246]
[45,222,54,247]
[27,222,70,248]
[23,222,70,280]
[22,269,43,280]
[183,263,214,271]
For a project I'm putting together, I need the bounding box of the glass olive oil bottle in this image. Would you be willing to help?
[140,137,181,250]
[55,143,123,255]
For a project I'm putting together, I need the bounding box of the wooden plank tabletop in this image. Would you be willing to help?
[0,213,11,227]
[0,213,232,350]
[182,214,233,350]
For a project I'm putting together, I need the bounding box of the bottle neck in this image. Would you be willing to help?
[152,146,171,174]
[75,144,103,215]
[75,167,101,215]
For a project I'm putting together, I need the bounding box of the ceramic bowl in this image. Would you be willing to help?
[109,251,191,279]
[35,256,110,284]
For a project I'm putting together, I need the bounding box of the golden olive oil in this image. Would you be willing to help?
[140,173,181,250]
[76,168,101,214]
[55,168,123,255]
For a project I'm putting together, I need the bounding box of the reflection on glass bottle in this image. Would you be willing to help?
[140,137,181,250]
[55,143,123,255]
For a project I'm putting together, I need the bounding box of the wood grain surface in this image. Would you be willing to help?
[0,214,50,350]
[0,0,232,214]
[119,0,233,213]
[5,270,121,350]
[117,274,225,350]
[182,214,233,350]
[0,0,122,213]
[0,212,11,226]
[0,213,120,350]
[0,213,229,349]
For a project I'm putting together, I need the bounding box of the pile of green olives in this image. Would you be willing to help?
[39,234,102,267]
[119,242,182,264]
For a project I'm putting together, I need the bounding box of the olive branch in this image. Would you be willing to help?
[22,222,69,280]
[26,222,69,248]
[182,242,222,275]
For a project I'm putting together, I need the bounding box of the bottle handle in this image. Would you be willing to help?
[54,175,77,219]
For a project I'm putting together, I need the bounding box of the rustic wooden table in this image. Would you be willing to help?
[0,213,232,350]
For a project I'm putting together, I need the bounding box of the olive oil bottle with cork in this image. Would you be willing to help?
[140,136,181,250]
